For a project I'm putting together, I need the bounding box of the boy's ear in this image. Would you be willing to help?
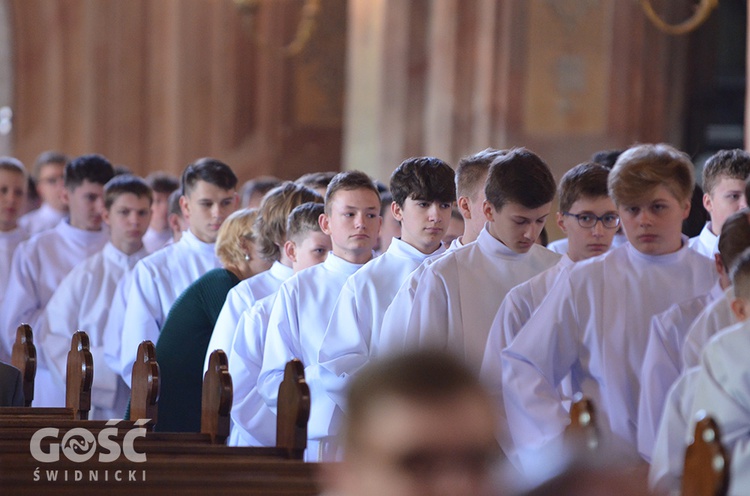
[457,196,471,220]
[482,200,494,222]
[714,253,726,277]
[319,212,332,235]
[283,240,297,264]
[703,192,713,214]
[179,195,190,219]
[101,208,111,227]
[680,199,691,221]
[556,211,567,233]
[731,297,749,322]
[390,201,404,222]
[61,188,71,207]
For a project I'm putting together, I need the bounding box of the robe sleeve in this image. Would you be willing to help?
[257,283,300,411]
[229,304,277,447]
[1,242,41,360]
[119,261,163,386]
[638,312,684,461]
[204,286,248,374]
[403,264,451,352]
[501,273,581,470]
[102,272,131,381]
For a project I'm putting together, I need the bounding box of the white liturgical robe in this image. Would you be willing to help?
[228,294,277,447]
[257,253,364,462]
[0,228,28,335]
[319,238,445,407]
[18,203,66,236]
[688,320,750,496]
[680,286,736,369]
[648,367,700,495]
[142,227,171,253]
[688,223,718,258]
[204,261,293,374]
[37,243,148,418]
[119,229,219,385]
[402,226,560,373]
[637,282,724,461]
[501,240,716,471]
[2,221,108,364]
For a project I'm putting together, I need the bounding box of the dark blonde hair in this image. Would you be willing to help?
[455,148,504,200]
[702,149,750,195]
[215,208,260,267]
[256,182,323,261]
[608,144,694,206]
[324,171,379,215]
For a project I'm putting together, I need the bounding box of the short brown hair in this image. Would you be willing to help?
[455,148,505,200]
[343,350,490,451]
[215,208,260,267]
[558,162,611,213]
[608,143,694,206]
[287,202,325,242]
[256,182,323,261]
[324,171,380,215]
[146,171,180,194]
[296,171,337,192]
[0,156,28,179]
[104,175,153,210]
[33,151,68,180]
[719,208,750,272]
[730,246,750,300]
[485,148,556,210]
[702,149,750,195]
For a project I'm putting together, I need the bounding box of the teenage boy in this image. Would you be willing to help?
[205,182,322,373]
[324,351,500,496]
[115,158,238,385]
[257,171,381,462]
[689,149,750,257]
[676,247,750,494]
[229,202,332,447]
[378,148,505,351]
[501,144,717,471]
[0,157,29,323]
[18,151,68,235]
[318,157,455,407]
[37,175,152,417]
[388,148,560,372]
[2,154,114,405]
[142,171,179,252]
[637,208,750,461]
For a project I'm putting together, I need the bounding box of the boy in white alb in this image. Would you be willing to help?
[114,158,238,385]
[142,172,179,252]
[229,202,331,446]
[18,151,68,236]
[502,144,717,471]
[0,157,29,339]
[637,208,750,461]
[2,154,115,406]
[689,149,750,257]
[37,175,152,418]
[319,157,456,407]
[379,149,503,352]
[393,148,560,372]
[678,247,750,495]
[257,171,381,461]
[205,182,323,373]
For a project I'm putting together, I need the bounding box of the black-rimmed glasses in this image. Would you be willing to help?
[562,211,620,229]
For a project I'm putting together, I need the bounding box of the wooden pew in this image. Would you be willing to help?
[0,338,320,494]
[565,393,599,452]
[1,327,92,420]
[682,414,729,496]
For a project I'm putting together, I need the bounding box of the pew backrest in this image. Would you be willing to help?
[65,330,93,419]
[565,393,599,452]
[130,340,159,423]
[682,413,729,496]
[201,349,232,444]
[276,358,310,460]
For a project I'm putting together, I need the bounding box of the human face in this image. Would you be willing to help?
[619,184,690,256]
[150,191,171,231]
[704,177,748,235]
[443,214,464,247]
[558,196,619,262]
[334,392,499,496]
[289,231,332,272]
[393,198,453,254]
[320,188,381,264]
[104,193,151,255]
[180,180,238,243]
[36,163,67,212]
[0,170,26,232]
[64,180,106,231]
[484,201,551,253]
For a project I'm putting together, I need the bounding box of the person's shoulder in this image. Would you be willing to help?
[528,244,563,263]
